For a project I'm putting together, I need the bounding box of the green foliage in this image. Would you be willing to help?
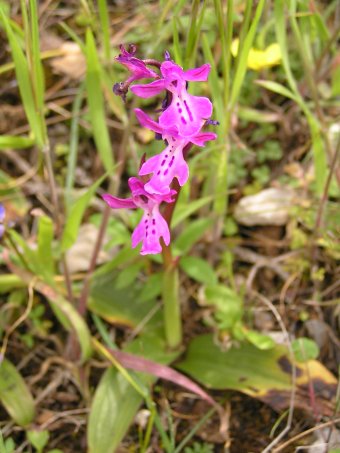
[27,430,49,453]
[184,442,214,453]
[0,432,15,453]
[0,358,35,426]
[292,337,320,362]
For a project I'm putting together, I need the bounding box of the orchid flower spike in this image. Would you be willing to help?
[131,61,212,137]
[135,108,216,195]
[102,177,175,255]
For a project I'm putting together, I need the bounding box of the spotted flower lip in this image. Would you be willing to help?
[102,177,175,255]
[131,61,212,137]
[116,44,159,83]
[135,108,216,195]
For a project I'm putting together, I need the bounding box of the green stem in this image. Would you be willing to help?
[161,179,182,349]
[162,260,182,350]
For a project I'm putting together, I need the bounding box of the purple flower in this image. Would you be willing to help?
[102,177,175,255]
[113,45,160,100]
[131,61,212,137]
[135,109,216,195]
[0,204,5,239]
[116,44,159,83]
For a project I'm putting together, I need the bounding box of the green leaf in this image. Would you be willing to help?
[244,329,275,350]
[0,275,26,294]
[61,174,107,252]
[85,28,114,172]
[0,358,35,426]
[172,196,212,228]
[115,261,144,289]
[174,218,212,255]
[88,332,179,453]
[0,7,42,146]
[88,367,142,453]
[26,430,49,453]
[204,285,243,330]
[177,334,337,414]
[48,293,92,362]
[180,256,217,285]
[37,215,54,277]
[88,272,158,327]
[177,334,292,392]
[0,135,35,150]
[255,80,297,101]
[292,337,319,362]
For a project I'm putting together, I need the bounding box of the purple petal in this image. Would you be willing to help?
[183,63,211,81]
[0,204,5,222]
[190,131,217,147]
[102,194,136,209]
[116,45,159,81]
[134,108,163,134]
[132,207,170,255]
[160,93,212,137]
[140,141,189,195]
[131,79,168,98]
[160,60,184,80]
[127,177,147,198]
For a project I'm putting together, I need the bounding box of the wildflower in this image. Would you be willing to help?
[135,108,216,194]
[231,39,282,71]
[113,44,159,99]
[0,204,5,239]
[102,177,176,255]
[131,61,213,137]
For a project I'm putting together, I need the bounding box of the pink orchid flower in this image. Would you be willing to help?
[113,45,159,99]
[116,44,159,83]
[131,61,212,137]
[135,108,216,195]
[102,177,175,255]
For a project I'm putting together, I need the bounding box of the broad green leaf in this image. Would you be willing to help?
[177,334,337,412]
[138,272,162,303]
[0,358,35,426]
[88,331,179,453]
[115,261,144,289]
[88,367,142,453]
[180,256,217,286]
[61,174,106,252]
[174,218,213,255]
[85,28,114,172]
[0,135,35,150]
[89,272,158,327]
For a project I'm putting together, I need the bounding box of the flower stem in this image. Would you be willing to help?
[162,257,182,350]
[161,179,182,350]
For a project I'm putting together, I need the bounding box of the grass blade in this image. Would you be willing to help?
[85,28,115,172]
